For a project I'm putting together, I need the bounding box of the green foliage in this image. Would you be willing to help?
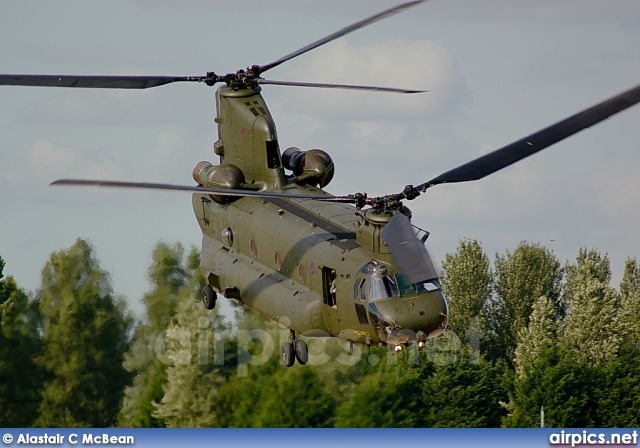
[594,341,640,427]
[144,242,190,332]
[421,354,508,427]
[224,367,337,428]
[152,245,240,427]
[35,239,133,427]
[619,257,640,342]
[152,300,226,427]
[214,308,343,428]
[119,359,167,428]
[562,248,622,366]
[440,239,492,352]
[504,249,638,428]
[505,295,598,427]
[120,242,204,428]
[509,342,603,428]
[334,350,507,428]
[334,358,423,427]
[488,242,563,364]
[0,257,43,427]
[620,257,640,302]
[513,296,560,378]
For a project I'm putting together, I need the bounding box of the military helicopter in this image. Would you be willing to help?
[2,1,640,367]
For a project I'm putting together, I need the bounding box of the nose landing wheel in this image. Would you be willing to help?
[280,330,308,367]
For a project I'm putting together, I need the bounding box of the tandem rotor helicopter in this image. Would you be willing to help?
[3,1,640,367]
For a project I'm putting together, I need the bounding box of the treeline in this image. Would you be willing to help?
[1,238,639,427]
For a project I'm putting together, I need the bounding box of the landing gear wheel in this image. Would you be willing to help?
[294,340,309,365]
[203,284,216,310]
[281,342,295,367]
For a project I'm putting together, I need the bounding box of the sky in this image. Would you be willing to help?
[1,0,639,317]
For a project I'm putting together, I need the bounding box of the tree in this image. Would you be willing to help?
[513,296,560,378]
[120,242,200,427]
[0,256,42,427]
[334,357,424,427]
[620,257,640,302]
[420,352,508,427]
[619,257,640,342]
[504,345,598,427]
[489,242,562,364]
[505,295,580,427]
[214,305,344,428]
[239,367,337,428]
[35,239,132,427]
[152,298,226,427]
[151,246,247,427]
[562,248,621,366]
[440,239,492,352]
[594,340,640,427]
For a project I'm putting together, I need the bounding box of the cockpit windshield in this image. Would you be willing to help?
[369,275,398,299]
[354,261,440,301]
[397,274,440,295]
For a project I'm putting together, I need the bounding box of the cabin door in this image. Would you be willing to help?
[321,266,340,334]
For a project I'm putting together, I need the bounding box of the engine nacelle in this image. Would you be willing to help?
[282,147,335,188]
[192,161,246,204]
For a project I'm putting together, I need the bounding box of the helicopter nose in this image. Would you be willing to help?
[394,289,448,339]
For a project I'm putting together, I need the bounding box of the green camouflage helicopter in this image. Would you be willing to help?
[2,1,639,367]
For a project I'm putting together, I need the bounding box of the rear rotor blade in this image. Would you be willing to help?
[419,83,640,190]
[50,178,355,202]
[258,1,425,74]
[0,74,202,89]
[380,213,438,284]
[258,79,426,94]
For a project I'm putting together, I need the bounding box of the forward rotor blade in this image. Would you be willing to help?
[258,79,426,94]
[419,83,640,190]
[0,74,201,89]
[258,0,425,74]
[380,213,438,284]
[50,178,351,201]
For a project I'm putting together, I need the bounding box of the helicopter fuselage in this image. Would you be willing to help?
[193,192,448,346]
[192,85,448,348]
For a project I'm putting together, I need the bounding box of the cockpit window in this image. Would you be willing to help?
[354,261,441,301]
[358,262,399,300]
[354,277,367,301]
[398,275,441,295]
[359,262,378,275]
[397,274,417,295]
[369,275,398,299]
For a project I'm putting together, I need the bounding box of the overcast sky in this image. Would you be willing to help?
[1,0,639,316]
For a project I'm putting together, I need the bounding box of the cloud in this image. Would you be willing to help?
[18,88,203,128]
[26,139,77,178]
[148,131,188,179]
[277,38,463,119]
[0,138,129,203]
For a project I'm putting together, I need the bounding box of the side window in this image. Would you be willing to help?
[322,267,337,307]
[265,140,282,169]
[355,303,369,326]
[353,276,367,301]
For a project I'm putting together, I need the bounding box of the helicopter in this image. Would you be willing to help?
[2,1,640,367]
